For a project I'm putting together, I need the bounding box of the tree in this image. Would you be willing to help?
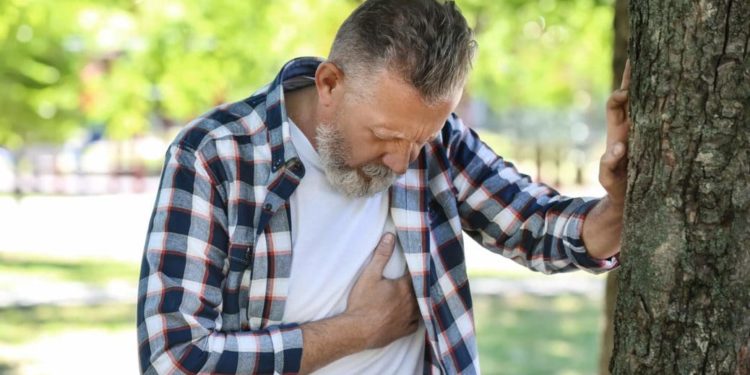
[599,0,629,373]
[611,1,750,373]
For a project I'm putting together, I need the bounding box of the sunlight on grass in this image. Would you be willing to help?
[0,253,606,375]
[0,253,140,286]
[0,303,135,345]
[474,294,603,375]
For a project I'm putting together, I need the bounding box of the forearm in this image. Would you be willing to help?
[581,195,623,260]
[298,314,369,374]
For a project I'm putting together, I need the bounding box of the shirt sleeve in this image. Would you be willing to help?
[443,115,619,274]
[136,143,303,374]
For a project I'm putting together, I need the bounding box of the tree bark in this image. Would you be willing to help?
[611,1,750,374]
[599,1,630,373]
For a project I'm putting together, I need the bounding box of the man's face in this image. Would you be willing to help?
[316,68,461,198]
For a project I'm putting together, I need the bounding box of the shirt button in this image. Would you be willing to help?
[286,158,304,174]
[263,203,273,211]
[272,159,283,171]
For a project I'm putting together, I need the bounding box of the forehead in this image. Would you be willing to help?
[348,69,462,139]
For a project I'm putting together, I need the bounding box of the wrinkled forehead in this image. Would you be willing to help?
[344,68,462,141]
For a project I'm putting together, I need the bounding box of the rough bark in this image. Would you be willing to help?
[599,0,630,373]
[611,0,750,374]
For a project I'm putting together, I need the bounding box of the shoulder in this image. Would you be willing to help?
[171,93,271,154]
[165,91,276,190]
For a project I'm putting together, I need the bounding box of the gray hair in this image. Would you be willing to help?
[329,0,477,104]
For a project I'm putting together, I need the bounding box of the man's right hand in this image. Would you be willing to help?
[345,232,421,349]
[298,233,421,374]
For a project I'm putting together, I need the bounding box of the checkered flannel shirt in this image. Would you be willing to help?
[137,57,619,374]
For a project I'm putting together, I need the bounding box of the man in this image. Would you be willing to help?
[137,0,630,373]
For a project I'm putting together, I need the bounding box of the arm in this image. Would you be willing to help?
[137,143,417,374]
[583,59,632,261]
[442,116,618,274]
[137,143,304,374]
[445,62,632,272]
[581,196,623,260]
[299,233,420,373]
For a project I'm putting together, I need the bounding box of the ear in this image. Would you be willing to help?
[315,61,345,107]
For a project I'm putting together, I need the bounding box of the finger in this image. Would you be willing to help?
[397,273,416,294]
[607,89,629,109]
[620,59,632,91]
[600,142,627,173]
[606,90,630,132]
[606,114,630,150]
[364,233,396,278]
[396,275,419,314]
[599,145,627,194]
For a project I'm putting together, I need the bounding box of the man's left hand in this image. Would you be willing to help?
[599,59,632,208]
[581,60,632,260]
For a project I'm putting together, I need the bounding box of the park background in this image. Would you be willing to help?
[0,0,621,374]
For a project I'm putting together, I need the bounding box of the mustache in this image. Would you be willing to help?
[315,124,397,197]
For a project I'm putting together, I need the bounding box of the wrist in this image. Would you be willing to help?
[299,313,370,373]
[603,194,625,214]
[582,197,624,260]
[336,311,372,350]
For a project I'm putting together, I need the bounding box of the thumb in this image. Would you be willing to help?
[604,142,626,169]
[364,233,396,278]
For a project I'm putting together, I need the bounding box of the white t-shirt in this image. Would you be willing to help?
[284,119,425,375]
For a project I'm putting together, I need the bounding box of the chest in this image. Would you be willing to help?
[224,156,461,330]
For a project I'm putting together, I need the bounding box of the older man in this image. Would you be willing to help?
[137,0,630,374]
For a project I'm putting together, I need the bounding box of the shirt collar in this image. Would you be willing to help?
[264,56,324,173]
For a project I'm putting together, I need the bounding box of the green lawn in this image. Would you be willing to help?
[0,303,136,345]
[0,253,141,286]
[474,294,603,375]
[0,254,604,374]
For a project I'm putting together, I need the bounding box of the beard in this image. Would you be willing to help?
[316,124,397,198]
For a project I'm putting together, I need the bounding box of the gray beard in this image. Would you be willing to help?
[316,124,397,198]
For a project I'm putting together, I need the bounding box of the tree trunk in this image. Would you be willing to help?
[611,1,750,374]
[599,0,630,373]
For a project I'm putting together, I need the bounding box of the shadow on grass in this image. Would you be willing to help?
[0,362,18,375]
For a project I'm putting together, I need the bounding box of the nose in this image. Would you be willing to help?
[382,143,419,175]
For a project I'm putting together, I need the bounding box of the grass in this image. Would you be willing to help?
[0,253,605,375]
[0,253,140,286]
[468,267,607,281]
[468,268,537,280]
[474,294,603,375]
[0,302,136,345]
[0,296,603,374]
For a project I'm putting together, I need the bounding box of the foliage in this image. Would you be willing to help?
[1,0,614,148]
[462,0,614,110]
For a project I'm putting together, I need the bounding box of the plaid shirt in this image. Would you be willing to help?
[137,57,618,375]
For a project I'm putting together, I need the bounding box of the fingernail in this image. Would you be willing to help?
[383,233,394,244]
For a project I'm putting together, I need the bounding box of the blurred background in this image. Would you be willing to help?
[0,0,620,374]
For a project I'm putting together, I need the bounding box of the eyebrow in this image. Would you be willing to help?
[373,127,439,144]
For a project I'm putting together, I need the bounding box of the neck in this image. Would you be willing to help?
[285,85,321,149]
